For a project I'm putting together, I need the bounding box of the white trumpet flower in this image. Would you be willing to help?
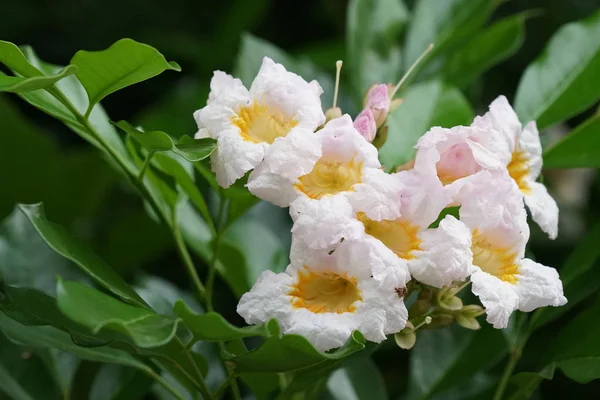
[193,57,325,188]
[414,96,559,239]
[236,240,408,351]
[455,171,566,328]
[248,115,401,219]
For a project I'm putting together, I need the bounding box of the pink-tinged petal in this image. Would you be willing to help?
[515,259,567,312]
[524,182,559,240]
[472,95,520,157]
[470,268,519,329]
[353,108,377,142]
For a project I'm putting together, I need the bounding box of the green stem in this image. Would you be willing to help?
[493,349,521,400]
[148,370,187,400]
[137,150,156,184]
[213,371,236,399]
[173,223,207,304]
[206,198,228,312]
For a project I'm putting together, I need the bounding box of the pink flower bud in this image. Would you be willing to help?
[365,84,391,128]
[353,108,377,142]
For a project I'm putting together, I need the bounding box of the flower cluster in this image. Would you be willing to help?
[193,57,567,351]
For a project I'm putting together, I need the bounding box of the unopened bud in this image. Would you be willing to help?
[353,108,377,142]
[395,330,416,350]
[461,305,485,318]
[390,98,404,111]
[424,313,455,329]
[364,84,391,128]
[325,107,342,122]
[455,313,481,330]
[440,295,463,311]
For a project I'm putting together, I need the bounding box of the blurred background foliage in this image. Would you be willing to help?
[1,0,600,399]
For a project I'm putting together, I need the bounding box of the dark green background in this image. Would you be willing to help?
[1,0,600,398]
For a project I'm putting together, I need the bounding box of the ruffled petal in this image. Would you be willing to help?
[410,215,473,288]
[346,168,403,221]
[471,95,520,159]
[211,129,267,188]
[515,258,567,312]
[524,182,559,240]
[470,268,519,329]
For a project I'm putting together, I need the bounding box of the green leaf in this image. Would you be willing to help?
[56,280,179,348]
[0,314,153,376]
[174,300,269,343]
[17,203,147,308]
[71,39,181,115]
[443,14,526,88]
[532,221,600,329]
[404,0,497,73]
[0,360,36,400]
[0,207,88,295]
[114,120,216,162]
[225,330,365,373]
[0,40,45,77]
[327,357,388,400]
[543,110,600,168]
[0,65,77,93]
[234,34,336,108]
[548,297,600,383]
[407,325,507,399]
[514,10,600,128]
[347,0,408,97]
[507,364,555,400]
[378,80,474,170]
[90,364,153,400]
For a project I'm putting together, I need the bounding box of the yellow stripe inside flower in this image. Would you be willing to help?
[507,149,531,195]
[289,270,362,314]
[471,230,519,284]
[294,158,363,199]
[230,101,298,144]
[357,213,422,259]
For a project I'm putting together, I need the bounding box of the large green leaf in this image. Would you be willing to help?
[0,207,87,295]
[327,357,388,400]
[403,0,497,74]
[347,0,408,97]
[407,325,507,400]
[174,300,269,343]
[0,65,77,93]
[533,221,600,329]
[378,80,474,170]
[55,280,179,349]
[0,40,45,77]
[114,120,216,162]
[514,10,600,128]
[0,315,152,375]
[443,14,526,88]
[71,39,181,115]
[547,297,600,383]
[90,364,153,400]
[543,110,600,168]
[507,364,555,400]
[0,361,36,400]
[234,34,336,108]
[17,203,147,307]
[225,330,365,373]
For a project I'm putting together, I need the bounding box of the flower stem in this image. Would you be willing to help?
[206,197,229,312]
[137,150,156,184]
[148,370,187,400]
[493,349,521,400]
[173,223,207,304]
[390,43,434,99]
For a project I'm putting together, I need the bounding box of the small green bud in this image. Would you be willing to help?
[424,313,454,329]
[455,313,481,330]
[408,288,432,317]
[395,330,417,350]
[440,295,463,311]
[461,304,485,317]
[325,107,342,122]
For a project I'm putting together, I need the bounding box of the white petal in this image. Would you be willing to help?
[346,168,403,221]
[472,95,520,156]
[236,270,296,326]
[289,196,364,250]
[252,128,321,181]
[470,268,519,329]
[211,129,267,188]
[515,258,567,312]
[524,182,559,240]
[355,279,408,338]
[197,74,250,135]
[250,57,325,131]
[410,215,473,288]
[246,171,298,207]
[518,121,543,180]
[208,71,243,103]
